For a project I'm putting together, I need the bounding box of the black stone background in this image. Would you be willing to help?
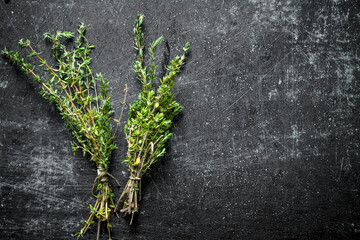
[1,0,360,239]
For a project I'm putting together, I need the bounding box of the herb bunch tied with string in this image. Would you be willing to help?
[115,14,190,224]
[2,24,120,239]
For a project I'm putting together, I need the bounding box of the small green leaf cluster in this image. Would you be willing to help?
[116,14,189,223]
[2,23,115,169]
[124,14,189,174]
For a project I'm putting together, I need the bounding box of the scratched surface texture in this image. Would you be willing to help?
[1,0,360,239]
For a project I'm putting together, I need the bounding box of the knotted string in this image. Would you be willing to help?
[92,166,120,194]
[129,176,141,180]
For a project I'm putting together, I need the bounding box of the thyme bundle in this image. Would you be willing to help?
[114,14,189,224]
[2,24,120,239]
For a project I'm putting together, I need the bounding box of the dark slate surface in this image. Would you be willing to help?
[1,0,360,239]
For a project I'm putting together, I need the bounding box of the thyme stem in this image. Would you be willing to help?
[115,13,190,224]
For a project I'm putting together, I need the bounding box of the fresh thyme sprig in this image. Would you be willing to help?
[2,24,120,240]
[114,14,190,224]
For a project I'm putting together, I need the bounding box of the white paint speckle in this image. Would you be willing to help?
[0,80,8,89]
[268,88,279,100]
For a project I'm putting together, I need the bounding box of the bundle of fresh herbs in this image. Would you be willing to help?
[2,24,121,239]
[114,14,189,224]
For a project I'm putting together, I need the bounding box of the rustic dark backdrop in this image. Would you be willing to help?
[1,0,360,239]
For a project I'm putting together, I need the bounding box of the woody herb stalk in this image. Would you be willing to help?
[115,14,190,224]
[2,24,120,240]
